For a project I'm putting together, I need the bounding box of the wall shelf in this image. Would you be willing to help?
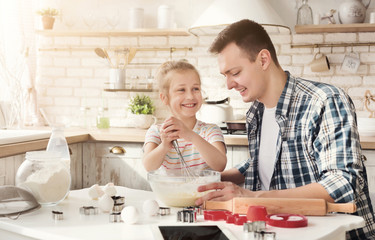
[295,24,375,33]
[35,28,191,37]
[104,88,153,92]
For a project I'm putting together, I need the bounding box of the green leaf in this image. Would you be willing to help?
[128,94,155,115]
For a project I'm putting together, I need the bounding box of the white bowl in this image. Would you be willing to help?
[148,170,220,207]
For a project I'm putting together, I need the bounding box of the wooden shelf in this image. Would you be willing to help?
[35,28,191,37]
[295,24,375,33]
[104,88,153,92]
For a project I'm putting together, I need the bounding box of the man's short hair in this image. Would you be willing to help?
[209,19,280,67]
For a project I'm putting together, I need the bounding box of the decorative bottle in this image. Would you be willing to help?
[96,107,110,129]
[46,125,71,172]
[297,0,313,25]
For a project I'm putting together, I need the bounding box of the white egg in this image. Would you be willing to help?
[98,194,114,212]
[88,184,104,200]
[142,199,159,216]
[103,183,117,196]
[121,206,139,224]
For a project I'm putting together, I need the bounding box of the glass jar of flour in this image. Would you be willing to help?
[16,151,71,206]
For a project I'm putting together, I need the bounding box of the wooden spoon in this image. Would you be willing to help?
[94,48,114,68]
[127,48,137,65]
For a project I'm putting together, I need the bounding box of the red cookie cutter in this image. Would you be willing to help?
[203,210,248,225]
[266,213,308,228]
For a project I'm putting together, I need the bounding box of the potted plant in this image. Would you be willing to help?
[128,94,156,128]
[36,8,59,30]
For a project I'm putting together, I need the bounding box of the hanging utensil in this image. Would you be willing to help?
[94,48,114,68]
[127,48,137,65]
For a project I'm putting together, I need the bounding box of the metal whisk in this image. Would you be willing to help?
[172,140,195,179]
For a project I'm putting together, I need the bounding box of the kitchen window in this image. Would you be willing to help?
[0,0,38,128]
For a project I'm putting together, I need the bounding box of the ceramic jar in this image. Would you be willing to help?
[338,0,371,24]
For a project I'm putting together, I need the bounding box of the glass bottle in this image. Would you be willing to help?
[96,107,110,129]
[46,125,71,172]
[297,0,313,25]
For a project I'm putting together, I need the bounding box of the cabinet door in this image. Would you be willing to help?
[69,143,83,190]
[225,146,250,170]
[232,146,250,167]
[363,150,375,194]
[82,142,151,191]
[0,154,24,186]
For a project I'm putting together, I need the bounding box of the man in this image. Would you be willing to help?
[195,19,375,239]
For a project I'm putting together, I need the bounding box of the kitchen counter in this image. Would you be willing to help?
[1,127,375,158]
[0,186,365,240]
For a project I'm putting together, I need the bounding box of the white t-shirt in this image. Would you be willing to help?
[258,107,279,190]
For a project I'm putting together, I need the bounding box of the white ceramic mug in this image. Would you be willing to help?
[341,52,361,73]
[310,53,330,72]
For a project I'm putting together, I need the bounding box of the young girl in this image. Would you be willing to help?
[143,60,227,174]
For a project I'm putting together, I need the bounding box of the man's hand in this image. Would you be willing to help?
[195,182,251,206]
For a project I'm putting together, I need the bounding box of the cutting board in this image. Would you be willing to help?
[204,197,356,216]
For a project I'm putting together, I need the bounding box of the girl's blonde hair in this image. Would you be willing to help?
[155,60,201,95]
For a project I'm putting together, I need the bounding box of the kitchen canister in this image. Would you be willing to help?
[128,7,144,29]
[157,5,175,29]
[109,68,126,89]
[15,151,71,206]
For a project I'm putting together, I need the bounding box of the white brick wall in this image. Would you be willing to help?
[35,31,375,126]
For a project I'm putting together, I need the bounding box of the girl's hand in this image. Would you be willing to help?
[161,116,194,141]
[159,124,177,150]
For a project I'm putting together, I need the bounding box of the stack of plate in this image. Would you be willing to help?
[358,117,375,136]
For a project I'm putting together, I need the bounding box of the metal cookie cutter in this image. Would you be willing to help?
[113,203,124,212]
[158,207,171,216]
[79,206,99,215]
[52,210,63,221]
[109,212,122,223]
[184,206,202,215]
[243,221,266,233]
[254,230,276,240]
[177,210,196,223]
[111,196,125,205]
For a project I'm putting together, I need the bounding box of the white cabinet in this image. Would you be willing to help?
[0,153,24,186]
[82,142,151,191]
[0,143,83,190]
[363,150,375,194]
[225,146,250,170]
[70,143,83,190]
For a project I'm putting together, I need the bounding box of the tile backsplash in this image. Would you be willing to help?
[35,27,375,127]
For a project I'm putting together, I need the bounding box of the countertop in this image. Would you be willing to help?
[1,127,375,158]
[0,186,365,240]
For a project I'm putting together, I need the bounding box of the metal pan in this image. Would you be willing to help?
[225,120,246,131]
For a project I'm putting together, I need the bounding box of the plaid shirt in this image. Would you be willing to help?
[236,72,375,239]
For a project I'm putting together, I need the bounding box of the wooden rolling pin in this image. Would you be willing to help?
[204,198,356,216]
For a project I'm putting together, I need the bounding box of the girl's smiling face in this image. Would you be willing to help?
[162,69,202,120]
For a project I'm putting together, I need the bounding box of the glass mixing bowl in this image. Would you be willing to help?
[148,170,220,207]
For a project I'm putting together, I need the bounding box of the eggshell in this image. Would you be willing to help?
[98,194,114,212]
[142,199,159,216]
[103,183,117,196]
[121,206,139,224]
[88,184,104,200]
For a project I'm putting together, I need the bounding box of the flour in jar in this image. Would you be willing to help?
[21,165,71,204]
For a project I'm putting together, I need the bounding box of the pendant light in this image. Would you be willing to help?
[189,0,290,36]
